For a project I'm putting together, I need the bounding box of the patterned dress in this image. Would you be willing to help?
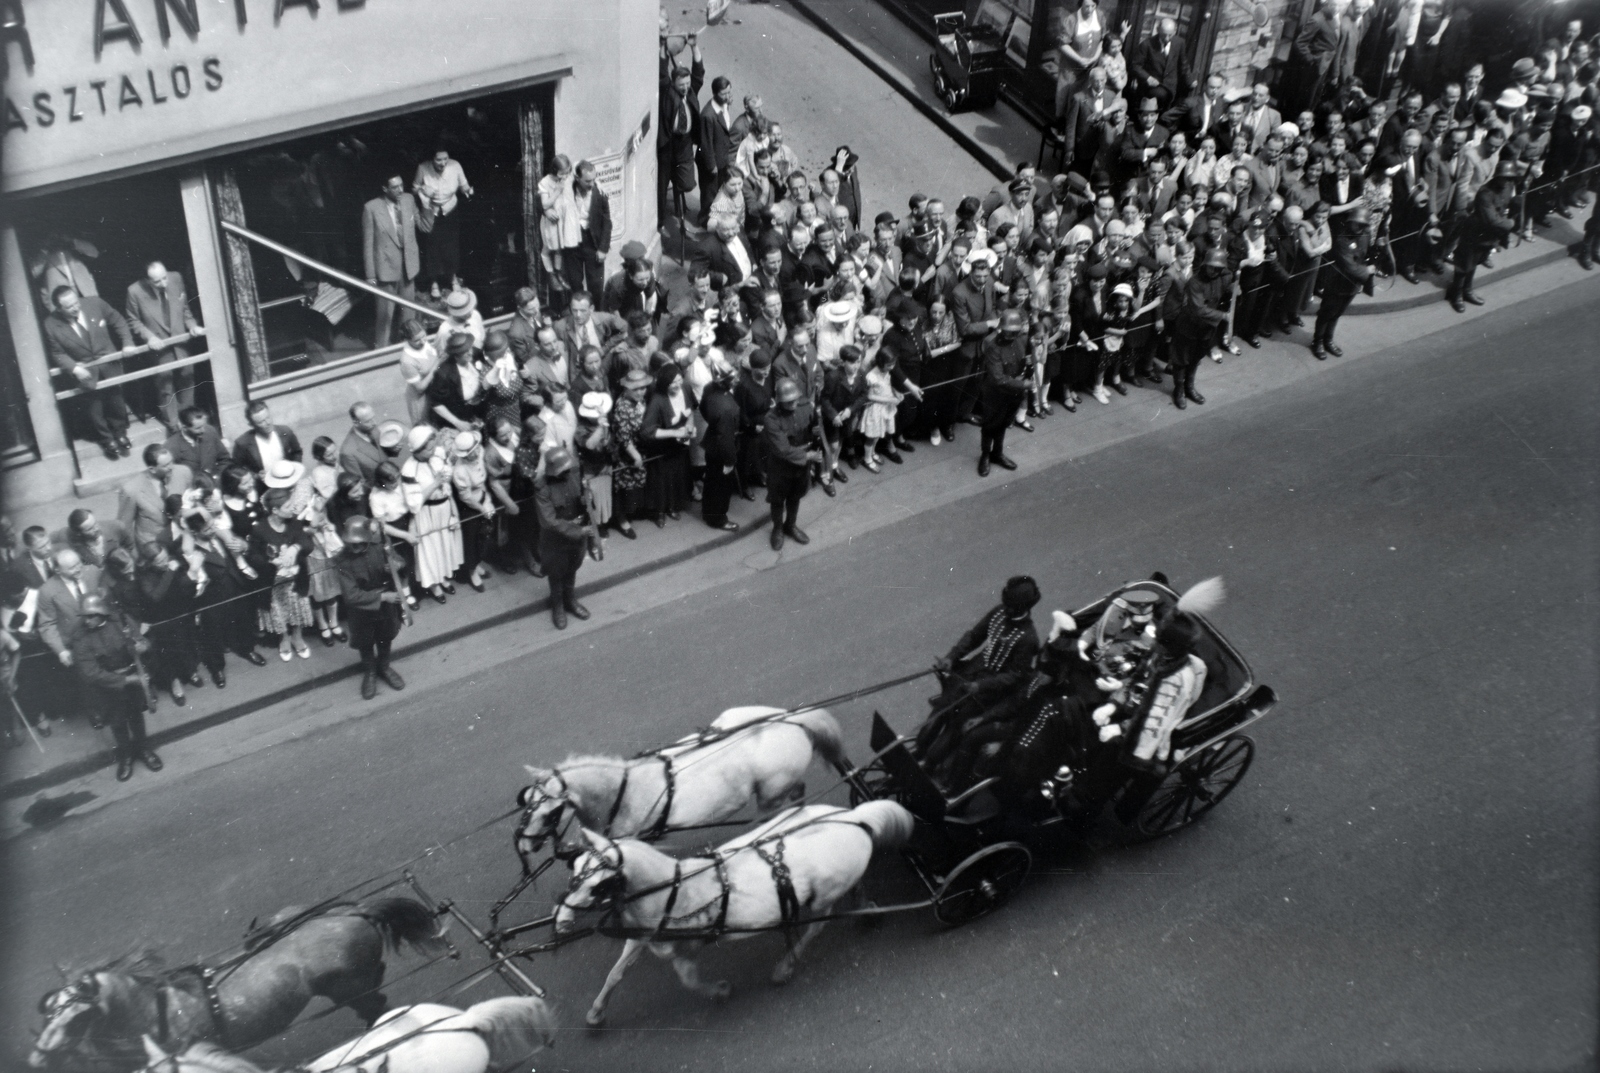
[610,395,648,517]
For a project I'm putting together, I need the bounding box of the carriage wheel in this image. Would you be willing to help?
[848,766,895,808]
[933,842,1031,927]
[1134,735,1254,839]
[928,53,956,111]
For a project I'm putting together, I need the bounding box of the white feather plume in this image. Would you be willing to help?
[1047,610,1076,643]
[1176,576,1226,616]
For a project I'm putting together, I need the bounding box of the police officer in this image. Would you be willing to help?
[977,309,1031,476]
[534,446,593,630]
[762,377,823,552]
[1170,247,1232,408]
[1447,161,1518,313]
[70,594,160,781]
[1312,206,1375,360]
[335,516,406,700]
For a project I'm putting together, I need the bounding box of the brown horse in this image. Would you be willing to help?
[30,896,446,1071]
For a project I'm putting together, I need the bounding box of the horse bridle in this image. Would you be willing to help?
[516,772,574,854]
[559,841,627,913]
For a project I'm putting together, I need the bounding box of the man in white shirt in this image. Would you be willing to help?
[414,149,474,291]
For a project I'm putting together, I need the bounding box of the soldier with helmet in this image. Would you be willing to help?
[534,446,595,630]
[1312,204,1376,360]
[762,376,823,552]
[1447,160,1519,314]
[976,308,1031,477]
[334,515,406,700]
[1169,247,1233,408]
[69,593,160,781]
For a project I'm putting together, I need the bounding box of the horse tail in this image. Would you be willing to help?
[787,707,844,768]
[453,996,558,1065]
[847,800,915,850]
[352,896,448,955]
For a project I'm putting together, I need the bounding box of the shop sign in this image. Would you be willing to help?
[2,0,575,194]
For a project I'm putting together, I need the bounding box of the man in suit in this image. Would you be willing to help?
[1128,18,1190,112]
[505,287,547,365]
[1313,206,1375,358]
[1424,124,1477,273]
[1336,0,1374,85]
[1064,65,1127,180]
[568,160,614,302]
[1287,0,1345,115]
[42,285,139,460]
[119,444,194,557]
[748,286,788,359]
[1248,134,1288,207]
[658,34,705,223]
[776,222,823,322]
[1242,83,1283,152]
[52,510,134,569]
[1163,72,1228,144]
[231,400,303,474]
[811,168,857,232]
[337,401,386,487]
[948,257,999,430]
[699,76,737,227]
[1377,128,1434,282]
[1208,92,1252,157]
[164,406,229,478]
[36,548,105,668]
[1114,97,1172,191]
[554,290,627,363]
[361,173,421,348]
[704,216,757,288]
[124,261,206,436]
[10,527,55,591]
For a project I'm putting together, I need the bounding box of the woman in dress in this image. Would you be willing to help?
[540,379,579,459]
[856,346,902,472]
[400,425,463,604]
[367,461,421,611]
[249,476,316,662]
[1047,0,1105,118]
[1072,262,1112,404]
[133,544,207,705]
[484,416,524,575]
[218,465,264,539]
[571,346,609,399]
[398,317,441,424]
[920,294,962,445]
[450,430,494,593]
[427,331,488,432]
[480,329,524,434]
[306,437,346,646]
[639,364,693,528]
[575,392,616,540]
[538,154,581,307]
[610,368,651,534]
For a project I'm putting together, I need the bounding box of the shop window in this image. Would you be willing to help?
[215,83,554,382]
[11,171,205,473]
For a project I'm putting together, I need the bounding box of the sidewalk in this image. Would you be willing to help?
[5,229,1592,817]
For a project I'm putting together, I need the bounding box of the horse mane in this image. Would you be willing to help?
[61,945,167,984]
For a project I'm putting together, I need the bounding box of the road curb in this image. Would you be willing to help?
[780,0,1013,182]
[1351,244,1574,316]
[0,518,767,801]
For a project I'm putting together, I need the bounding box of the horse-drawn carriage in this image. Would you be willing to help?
[31,576,1278,1063]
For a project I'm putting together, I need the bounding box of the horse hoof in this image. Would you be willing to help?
[771,963,795,986]
[713,980,734,1001]
[585,1008,607,1028]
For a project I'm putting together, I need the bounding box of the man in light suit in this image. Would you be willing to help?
[554,290,627,361]
[118,444,194,558]
[1241,83,1283,153]
[362,173,421,348]
[42,286,139,460]
[124,261,205,435]
[1064,65,1128,180]
[36,548,105,668]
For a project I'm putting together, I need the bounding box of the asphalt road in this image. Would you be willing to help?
[5,280,1596,1073]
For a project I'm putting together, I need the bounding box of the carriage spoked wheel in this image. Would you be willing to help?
[933,842,1031,927]
[1134,735,1255,838]
[928,54,958,111]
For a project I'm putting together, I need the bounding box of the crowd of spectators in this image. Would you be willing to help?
[3,10,1597,774]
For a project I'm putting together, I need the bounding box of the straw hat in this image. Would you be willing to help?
[444,288,478,317]
[262,459,306,489]
[578,391,614,420]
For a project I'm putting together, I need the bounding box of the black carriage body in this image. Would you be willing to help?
[843,580,1278,921]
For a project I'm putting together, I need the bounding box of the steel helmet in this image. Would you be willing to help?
[773,377,802,406]
[342,515,379,545]
[999,309,1027,333]
[1494,159,1520,179]
[544,446,575,475]
[80,593,111,619]
[1202,246,1230,268]
[1347,206,1372,227]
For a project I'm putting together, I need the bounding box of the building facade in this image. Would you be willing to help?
[1,0,657,508]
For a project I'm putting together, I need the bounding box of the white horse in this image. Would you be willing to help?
[515,705,845,859]
[136,996,556,1073]
[555,799,914,1026]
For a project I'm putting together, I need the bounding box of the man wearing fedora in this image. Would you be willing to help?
[533,447,593,630]
[335,516,406,700]
[362,171,422,349]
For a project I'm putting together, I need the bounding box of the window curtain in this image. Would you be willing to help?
[212,167,272,383]
[520,99,548,305]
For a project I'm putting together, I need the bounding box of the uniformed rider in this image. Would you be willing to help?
[916,575,1042,768]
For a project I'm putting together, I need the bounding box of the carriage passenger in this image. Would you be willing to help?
[1100,610,1208,770]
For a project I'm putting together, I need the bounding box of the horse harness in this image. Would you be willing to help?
[159,965,231,1051]
[601,755,676,840]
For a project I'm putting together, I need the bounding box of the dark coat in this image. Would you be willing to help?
[1128,36,1191,104]
[42,298,135,385]
[699,379,742,463]
[426,359,489,426]
[231,426,304,473]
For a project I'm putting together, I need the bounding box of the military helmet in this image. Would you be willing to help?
[773,377,802,406]
[1202,246,1230,268]
[544,447,575,475]
[1000,309,1027,333]
[80,593,111,619]
[342,515,379,545]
